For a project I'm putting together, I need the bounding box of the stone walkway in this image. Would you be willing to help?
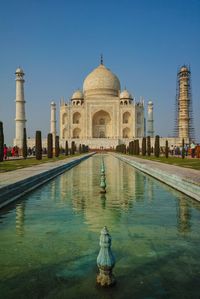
[112,153,200,202]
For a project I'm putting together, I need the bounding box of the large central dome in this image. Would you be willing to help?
[83,64,121,97]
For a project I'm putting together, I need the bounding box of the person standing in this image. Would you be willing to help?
[3,144,8,160]
[190,141,196,158]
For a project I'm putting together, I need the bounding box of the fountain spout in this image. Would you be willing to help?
[96,226,116,287]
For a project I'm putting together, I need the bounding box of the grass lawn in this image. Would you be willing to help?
[128,155,200,170]
[0,154,80,172]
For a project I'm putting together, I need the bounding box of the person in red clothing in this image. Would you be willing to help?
[11,147,15,157]
[3,144,8,160]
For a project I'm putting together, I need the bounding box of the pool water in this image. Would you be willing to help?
[0,154,200,299]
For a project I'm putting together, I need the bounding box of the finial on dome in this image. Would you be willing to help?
[100,54,103,65]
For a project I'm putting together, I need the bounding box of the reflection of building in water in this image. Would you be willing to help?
[146,177,154,201]
[60,154,147,231]
[56,155,153,231]
[134,171,146,202]
[16,202,26,236]
[177,195,191,234]
[50,180,57,201]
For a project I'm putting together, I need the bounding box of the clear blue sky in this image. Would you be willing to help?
[0,0,199,145]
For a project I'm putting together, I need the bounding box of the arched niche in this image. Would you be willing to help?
[73,128,81,138]
[123,127,130,138]
[62,113,67,125]
[63,128,68,139]
[92,110,111,138]
[73,112,81,124]
[123,112,131,124]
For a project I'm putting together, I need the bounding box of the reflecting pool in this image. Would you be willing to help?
[0,154,200,299]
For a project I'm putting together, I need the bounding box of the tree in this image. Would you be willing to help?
[65,140,68,156]
[0,121,4,162]
[71,141,75,155]
[135,140,140,155]
[147,136,151,156]
[165,140,169,158]
[55,136,60,157]
[47,133,53,158]
[79,143,82,154]
[142,137,146,156]
[182,138,185,159]
[154,135,160,157]
[35,131,42,160]
[22,127,27,159]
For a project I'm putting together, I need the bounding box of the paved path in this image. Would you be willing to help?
[112,153,200,201]
[0,153,94,208]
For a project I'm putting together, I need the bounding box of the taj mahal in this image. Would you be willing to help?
[14,59,190,150]
[59,59,145,149]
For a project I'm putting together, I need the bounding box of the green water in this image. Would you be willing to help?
[0,154,200,299]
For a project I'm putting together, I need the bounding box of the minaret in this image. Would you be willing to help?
[177,66,191,140]
[50,101,56,146]
[147,101,154,137]
[14,67,26,148]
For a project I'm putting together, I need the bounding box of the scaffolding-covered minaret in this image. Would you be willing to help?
[147,101,154,137]
[174,65,195,141]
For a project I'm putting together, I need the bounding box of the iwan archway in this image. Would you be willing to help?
[92,110,111,138]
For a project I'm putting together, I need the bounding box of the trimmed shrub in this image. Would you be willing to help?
[65,140,68,156]
[154,135,160,157]
[71,141,75,155]
[47,133,53,158]
[142,137,146,156]
[0,121,4,162]
[22,127,27,159]
[79,144,82,154]
[55,136,60,157]
[35,131,42,160]
[147,136,151,156]
[182,138,185,159]
[165,140,169,158]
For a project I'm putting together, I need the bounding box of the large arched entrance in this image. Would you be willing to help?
[92,110,111,138]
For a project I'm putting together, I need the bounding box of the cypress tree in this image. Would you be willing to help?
[55,136,60,157]
[165,140,169,158]
[71,141,75,155]
[22,127,27,159]
[154,135,160,157]
[79,143,82,154]
[135,140,139,155]
[129,141,133,155]
[35,131,42,160]
[147,136,151,156]
[82,144,85,153]
[182,138,185,159]
[65,140,68,156]
[142,137,146,156]
[0,121,4,162]
[47,133,53,158]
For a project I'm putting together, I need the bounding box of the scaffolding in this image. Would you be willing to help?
[174,65,195,142]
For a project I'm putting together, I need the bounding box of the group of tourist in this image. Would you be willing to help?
[3,145,19,160]
[169,141,198,158]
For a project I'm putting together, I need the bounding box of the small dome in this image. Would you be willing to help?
[51,101,56,106]
[148,100,153,105]
[180,66,188,72]
[120,89,132,99]
[15,67,24,74]
[71,90,84,100]
[83,64,121,97]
